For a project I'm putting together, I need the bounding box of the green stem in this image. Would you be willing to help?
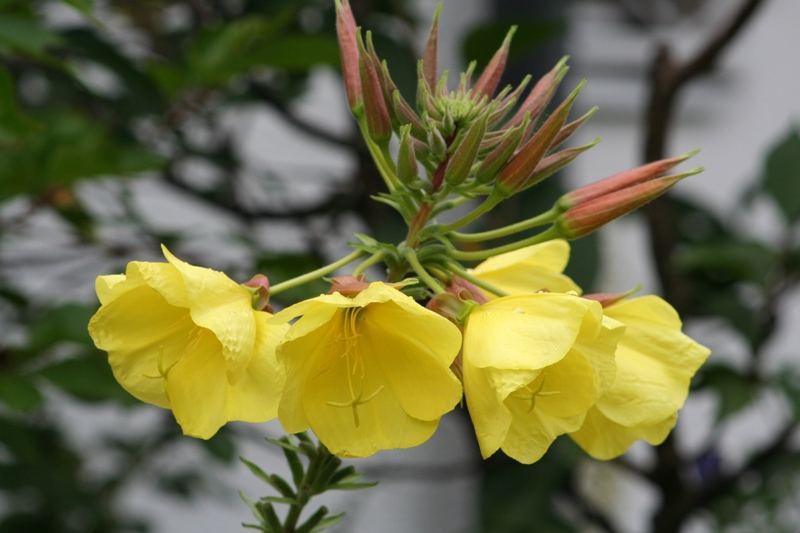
[447,262,508,297]
[450,207,559,243]
[352,251,385,276]
[450,226,560,262]
[270,249,365,296]
[404,248,445,294]
[358,119,398,193]
[439,190,502,233]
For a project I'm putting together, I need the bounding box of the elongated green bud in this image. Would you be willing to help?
[357,31,391,143]
[422,3,443,90]
[428,123,447,161]
[391,90,425,138]
[509,56,569,127]
[552,106,598,148]
[397,125,419,186]
[475,115,530,183]
[519,137,601,191]
[472,25,517,98]
[416,61,440,118]
[444,111,488,186]
[496,80,585,194]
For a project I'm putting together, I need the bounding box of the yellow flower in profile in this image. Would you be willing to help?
[570,296,710,459]
[463,294,623,463]
[88,245,287,439]
[471,241,711,459]
[274,282,463,458]
[469,239,581,296]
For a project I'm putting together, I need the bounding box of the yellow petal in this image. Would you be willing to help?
[463,362,513,458]
[361,300,462,421]
[223,312,288,424]
[301,338,438,458]
[95,274,129,305]
[465,294,589,370]
[570,408,677,460]
[161,245,256,379]
[166,328,229,439]
[88,285,192,408]
[471,240,581,296]
[597,296,710,427]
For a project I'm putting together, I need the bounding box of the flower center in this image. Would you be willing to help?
[511,373,561,413]
[325,307,384,427]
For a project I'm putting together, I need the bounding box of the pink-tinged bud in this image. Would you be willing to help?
[390,90,422,133]
[552,106,598,148]
[472,25,517,98]
[329,275,370,296]
[397,125,419,186]
[445,111,488,186]
[497,80,585,194]
[244,274,271,311]
[358,31,392,143]
[556,168,703,238]
[335,0,361,110]
[427,291,478,325]
[584,286,641,307]
[475,116,529,183]
[422,2,442,90]
[508,56,569,127]
[519,137,601,191]
[446,277,489,304]
[560,149,700,209]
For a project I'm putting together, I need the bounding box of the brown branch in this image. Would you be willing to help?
[640,2,770,532]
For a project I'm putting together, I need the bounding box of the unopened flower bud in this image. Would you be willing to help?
[556,168,703,238]
[519,137,601,192]
[358,31,391,143]
[397,125,420,186]
[335,0,361,110]
[472,25,517,98]
[426,291,478,326]
[475,116,529,183]
[508,56,569,127]
[329,275,370,296]
[428,122,448,161]
[444,111,488,186]
[422,2,443,90]
[392,90,425,138]
[559,150,700,210]
[244,274,271,311]
[552,106,598,148]
[497,81,585,195]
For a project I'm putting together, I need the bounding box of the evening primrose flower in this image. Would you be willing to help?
[570,296,710,459]
[469,239,581,296]
[471,241,710,459]
[88,246,287,439]
[274,282,462,458]
[463,293,623,463]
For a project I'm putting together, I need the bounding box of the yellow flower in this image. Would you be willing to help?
[469,239,581,296]
[463,293,623,463]
[471,241,711,459]
[88,245,287,439]
[274,282,463,458]
[570,296,710,459]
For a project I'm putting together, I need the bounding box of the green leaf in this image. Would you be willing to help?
[0,15,60,57]
[0,375,43,412]
[309,512,345,533]
[761,128,800,222]
[675,240,777,285]
[38,355,133,403]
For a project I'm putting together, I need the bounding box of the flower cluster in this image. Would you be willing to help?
[88,1,709,463]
